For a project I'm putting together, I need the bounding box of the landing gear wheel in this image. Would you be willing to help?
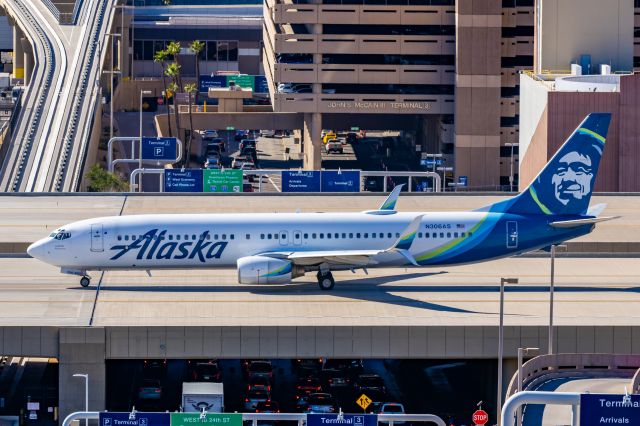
[316,271,335,291]
[80,276,91,288]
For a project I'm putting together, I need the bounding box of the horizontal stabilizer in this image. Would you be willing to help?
[549,216,618,228]
[587,203,607,217]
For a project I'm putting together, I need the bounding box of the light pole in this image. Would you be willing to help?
[517,347,539,426]
[505,142,518,192]
[73,373,89,426]
[549,244,567,355]
[104,33,122,141]
[436,166,453,192]
[139,89,152,191]
[498,277,519,426]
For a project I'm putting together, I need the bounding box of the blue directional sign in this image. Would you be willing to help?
[199,75,227,92]
[321,170,360,192]
[141,137,178,161]
[458,176,468,187]
[307,414,377,426]
[254,75,269,93]
[580,393,640,426]
[99,412,170,426]
[164,169,203,193]
[282,171,321,192]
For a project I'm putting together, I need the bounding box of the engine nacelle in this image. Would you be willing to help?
[237,255,303,284]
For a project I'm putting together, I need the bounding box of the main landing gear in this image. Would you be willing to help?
[80,276,91,288]
[316,270,335,291]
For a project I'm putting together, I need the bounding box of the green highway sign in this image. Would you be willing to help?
[227,74,254,90]
[226,126,235,131]
[170,413,242,426]
[350,127,360,131]
[203,169,243,193]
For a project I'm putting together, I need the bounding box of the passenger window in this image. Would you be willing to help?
[125,235,129,241]
[303,233,308,239]
[261,234,265,239]
[454,232,458,238]
[206,234,211,240]
[185,234,188,240]
[418,232,423,238]
[117,235,122,241]
[440,232,444,238]
[222,234,226,240]
[396,233,400,238]
[320,233,324,238]
[349,233,353,238]
[334,233,339,239]
[388,233,392,238]
[176,235,181,241]
[214,234,219,240]
[268,234,272,240]
[426,232,430,238]
[168,235,173,241]
[364,233,368,238]
[356,233,361,238]
[295,233,300,239]
[192,235,196,240]
[379,233,384,238]
[230,234,235,240]
[447,232,451,238]
[327,233,332,239]
[312,233,317,238]
[246,234,250,240]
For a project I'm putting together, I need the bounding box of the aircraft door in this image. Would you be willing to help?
[293,230,302,245]
[506,221,518,248]
[279,231,288,245]
[91,224,104,252]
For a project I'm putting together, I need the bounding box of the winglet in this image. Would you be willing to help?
[390,214,424,251]
[379,184,404,211]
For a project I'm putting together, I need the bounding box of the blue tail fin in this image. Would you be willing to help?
[486,113,611,216]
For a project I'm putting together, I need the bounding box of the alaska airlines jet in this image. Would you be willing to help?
[28,113,615,290]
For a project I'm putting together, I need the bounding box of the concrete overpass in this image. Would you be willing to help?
[0,193,639,420]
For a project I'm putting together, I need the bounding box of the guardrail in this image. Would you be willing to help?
[63,412,446,426]
[506,353,640,397]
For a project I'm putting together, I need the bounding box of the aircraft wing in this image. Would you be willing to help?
[263,214,425,267]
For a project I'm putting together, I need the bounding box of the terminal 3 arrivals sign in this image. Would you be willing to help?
[580,393,640,426]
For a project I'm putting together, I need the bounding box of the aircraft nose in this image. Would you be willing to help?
[27,239,46,260]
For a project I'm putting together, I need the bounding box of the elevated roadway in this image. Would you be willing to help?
[0,0,117,192]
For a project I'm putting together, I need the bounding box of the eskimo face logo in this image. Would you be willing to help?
[110,229,227,262]
[550,150,595,206]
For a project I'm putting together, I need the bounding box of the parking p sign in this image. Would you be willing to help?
[99,412,169,426]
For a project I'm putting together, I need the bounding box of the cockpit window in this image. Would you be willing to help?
[52,231,71,240]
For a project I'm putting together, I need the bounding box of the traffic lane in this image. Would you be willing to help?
[88,257,640,327]
[0,258,96,326]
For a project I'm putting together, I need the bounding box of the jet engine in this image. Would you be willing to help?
[237,255,304,284]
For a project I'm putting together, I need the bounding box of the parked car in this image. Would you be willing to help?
[191,361,221,382]
[295,376,322,399]
[244,389,270,411]
[247,375,271,392]
[240,139,257,151]
[255,400,280,413]
[356,374,387,395]
[137,379,162,400]
[248,360,274,380]
[206,137,225,152]
[204,156,221,169]
[304,393,337,413]
[325,140,343,154]
[201,129,218,139]
[378,403,406,424]
[322,369,351,389]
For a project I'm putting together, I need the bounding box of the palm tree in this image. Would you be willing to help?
[183,83,197,167]
[165,41,183,90]
[166,81,182,145]
[165,63,182,141]
[153,49,172,136]
[189,40,205,91]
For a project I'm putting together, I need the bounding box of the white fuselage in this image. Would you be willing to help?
[28,211,491,271]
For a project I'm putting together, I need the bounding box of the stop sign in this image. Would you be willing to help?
[472,409,489,425]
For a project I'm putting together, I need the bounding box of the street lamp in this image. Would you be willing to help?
[549,244,567,355]
[73,373,89,426]
[436,166,453,192]
[103,33,122,141]
[138,89,152,191]
[498,277,519,426]
[516,347,539,426]
[504,142,518,192]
